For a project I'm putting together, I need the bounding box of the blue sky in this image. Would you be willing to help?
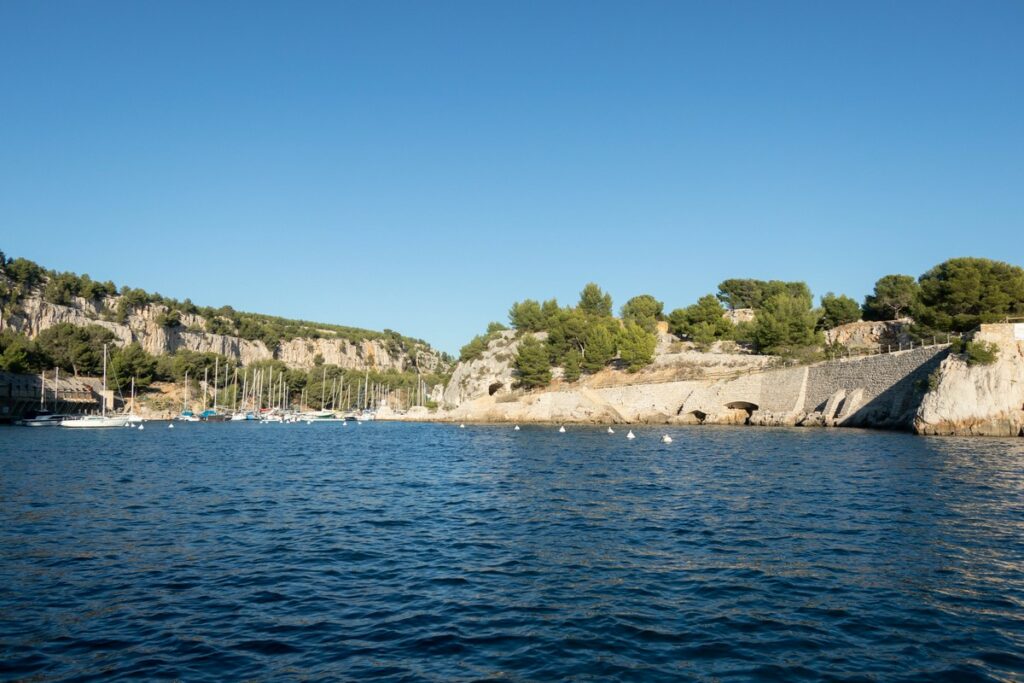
[2,1,1022,353]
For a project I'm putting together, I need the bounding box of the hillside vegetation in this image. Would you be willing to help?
[0,250,451,408]
[456,257,1024,391]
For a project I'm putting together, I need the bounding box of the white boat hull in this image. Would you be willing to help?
[61,416,131,429]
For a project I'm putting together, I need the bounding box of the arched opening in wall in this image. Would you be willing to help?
[488,382,504,396]
[675,405,708,424]
[724,401,759,425]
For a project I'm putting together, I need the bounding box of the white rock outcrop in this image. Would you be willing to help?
[915,325,1024,436]
[824,319,912,351]
[442,331,523,407]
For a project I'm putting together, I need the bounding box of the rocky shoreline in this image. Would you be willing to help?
[381,323,1024,438]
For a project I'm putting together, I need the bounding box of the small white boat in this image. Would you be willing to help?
[168,423,174,429]
[626,430,635,440]
[558,425,566,433]
[607,427,615,434]
[661,434,672,444]
[513,425,520,431]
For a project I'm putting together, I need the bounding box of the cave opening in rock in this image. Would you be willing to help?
[724,401,759,425]
[488,382,504,396]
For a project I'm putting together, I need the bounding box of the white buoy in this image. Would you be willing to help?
[459,423,465,429]
[626,430,636,440]
[558,425,566,433]
[607,426,615,434]
[513,425,520,431]
[306,420,313,425]
[661,434,672,444]
[168,423,174,429]
[138,424,144,431]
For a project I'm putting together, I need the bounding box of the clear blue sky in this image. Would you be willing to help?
[2,1,1022,353]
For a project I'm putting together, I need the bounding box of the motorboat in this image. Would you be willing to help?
[16,411,71,427]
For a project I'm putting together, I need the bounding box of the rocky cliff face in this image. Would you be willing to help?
[915,325,1024,436]
[824,319,912,351]
[442,331,523,407]
[409,324,1024,438]
[3,290,446,372]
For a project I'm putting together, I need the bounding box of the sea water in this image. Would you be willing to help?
[1,423,1022,681]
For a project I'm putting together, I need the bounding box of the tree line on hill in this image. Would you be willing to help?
[459,257,1024,390]
[0,250,446,361]
[0,322,447,409]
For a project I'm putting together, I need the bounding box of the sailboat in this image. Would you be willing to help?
[230,367,253,420]
[62,344,130,428]
[177,370,200,421]
[125,377,144,424]
[200,358,229,421]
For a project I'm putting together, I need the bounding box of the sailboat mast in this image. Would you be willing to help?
[101,343,108,418]
[213,357,219,413]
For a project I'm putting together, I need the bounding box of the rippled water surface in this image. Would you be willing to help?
[1,423,1023,681]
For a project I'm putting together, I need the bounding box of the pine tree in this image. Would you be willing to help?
[562,349,581,382]
[620,294,664,332]
[617,320,656,372]
[514,335,552,389]
[581,323,616,373]
[578,283,613,317]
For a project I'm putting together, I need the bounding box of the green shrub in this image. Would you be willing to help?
[964,341,999,366]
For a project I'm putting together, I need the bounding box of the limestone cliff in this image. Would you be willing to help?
[418,321,971,433]
[442,331,522,407]
[432,344,948,429]
[2,288,447,373]
[915,324,1024,437]
[824,319,912,351]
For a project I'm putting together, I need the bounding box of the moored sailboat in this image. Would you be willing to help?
[62,344,130,428]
